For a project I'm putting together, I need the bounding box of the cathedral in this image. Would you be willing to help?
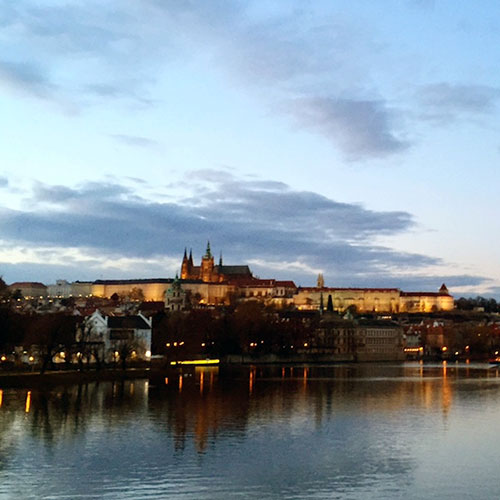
[180,242,254,283]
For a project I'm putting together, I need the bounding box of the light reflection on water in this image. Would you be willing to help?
[1,363,500,499]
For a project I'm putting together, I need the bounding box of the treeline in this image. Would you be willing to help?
[153,302,317,359]
[455,296,500,313]
[0,302,317,365]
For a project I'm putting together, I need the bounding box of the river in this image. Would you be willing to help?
[1,362,499,499]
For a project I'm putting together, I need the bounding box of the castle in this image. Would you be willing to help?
[180,242,254,283]
[30,243,455,313]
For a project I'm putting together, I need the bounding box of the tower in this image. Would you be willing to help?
[201,241,215,282]
[181,248,190,279]
[317,273,325,288]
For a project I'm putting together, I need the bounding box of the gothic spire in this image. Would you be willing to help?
[189,248,193,266]
[219,251,223,267]
[205,240,212,258]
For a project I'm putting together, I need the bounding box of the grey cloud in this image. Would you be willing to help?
[0,173,453,287]
[417,83,500,122]
[110,134,159,148]
[286,97,409,159]
[0,177,8,188]
[0,59,55,98]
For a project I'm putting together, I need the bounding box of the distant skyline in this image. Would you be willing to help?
[1,1,500,296]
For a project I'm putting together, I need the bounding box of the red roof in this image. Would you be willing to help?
[299,287,399,292]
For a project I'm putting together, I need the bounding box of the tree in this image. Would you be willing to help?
[23,314,77,374]
[327,295,334,312]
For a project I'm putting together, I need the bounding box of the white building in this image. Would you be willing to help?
[82,310,152,363]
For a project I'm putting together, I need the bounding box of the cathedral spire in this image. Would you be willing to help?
[183,248,187,260]
[205,240,212,258]
[189,248,193,266]
[219,251,223,267]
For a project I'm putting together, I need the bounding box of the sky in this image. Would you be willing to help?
[1,0,500,296]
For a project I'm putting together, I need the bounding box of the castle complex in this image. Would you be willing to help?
[10,243,455,313]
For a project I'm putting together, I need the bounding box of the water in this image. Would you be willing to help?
[1,362,500,499]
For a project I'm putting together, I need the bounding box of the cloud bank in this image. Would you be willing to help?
[0,171,486,289]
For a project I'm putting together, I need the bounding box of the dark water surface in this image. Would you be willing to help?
[1,362,500,499]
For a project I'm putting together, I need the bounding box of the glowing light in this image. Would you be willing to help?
[179,342,184,346]
[303,343,308,347]
[28,356,34,362]
[173,342,178,347]
[0,355,6,362]
[442,346,448,352]
[59,351,65,358]
[0,390,3,408]
[164,377,169,385]
[170,359,220,366]
[201,342,206,347]
[25,391,31,413]
[114,351,119,358]
[166,343,171,347]
[145,350,151,358]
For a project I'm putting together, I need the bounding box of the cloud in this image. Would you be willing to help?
[0,1,410,160]
[0,177,8,188]
[0,171,485,289]
[285,97,409,159]
[417,83,500,122]
[0,59,55,98]
[110,134,160,149]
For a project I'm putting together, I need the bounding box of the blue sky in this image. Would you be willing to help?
[1,0,500,296]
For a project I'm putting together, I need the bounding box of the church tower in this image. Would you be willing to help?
[201,241,215,282]
[317,273,325,289]
[180,248,190,279]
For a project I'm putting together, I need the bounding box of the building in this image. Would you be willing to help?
[8,282,48,299]
[181,242,253,283]
[295,281,454,314]
[355,319,405,361]
[310,313,356,356]
[82,310,152,362]
[165,276,187,311]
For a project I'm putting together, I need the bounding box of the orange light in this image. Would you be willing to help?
[442,346,448,352]
[25,391,31,413]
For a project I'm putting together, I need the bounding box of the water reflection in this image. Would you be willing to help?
[0,364,500,499]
